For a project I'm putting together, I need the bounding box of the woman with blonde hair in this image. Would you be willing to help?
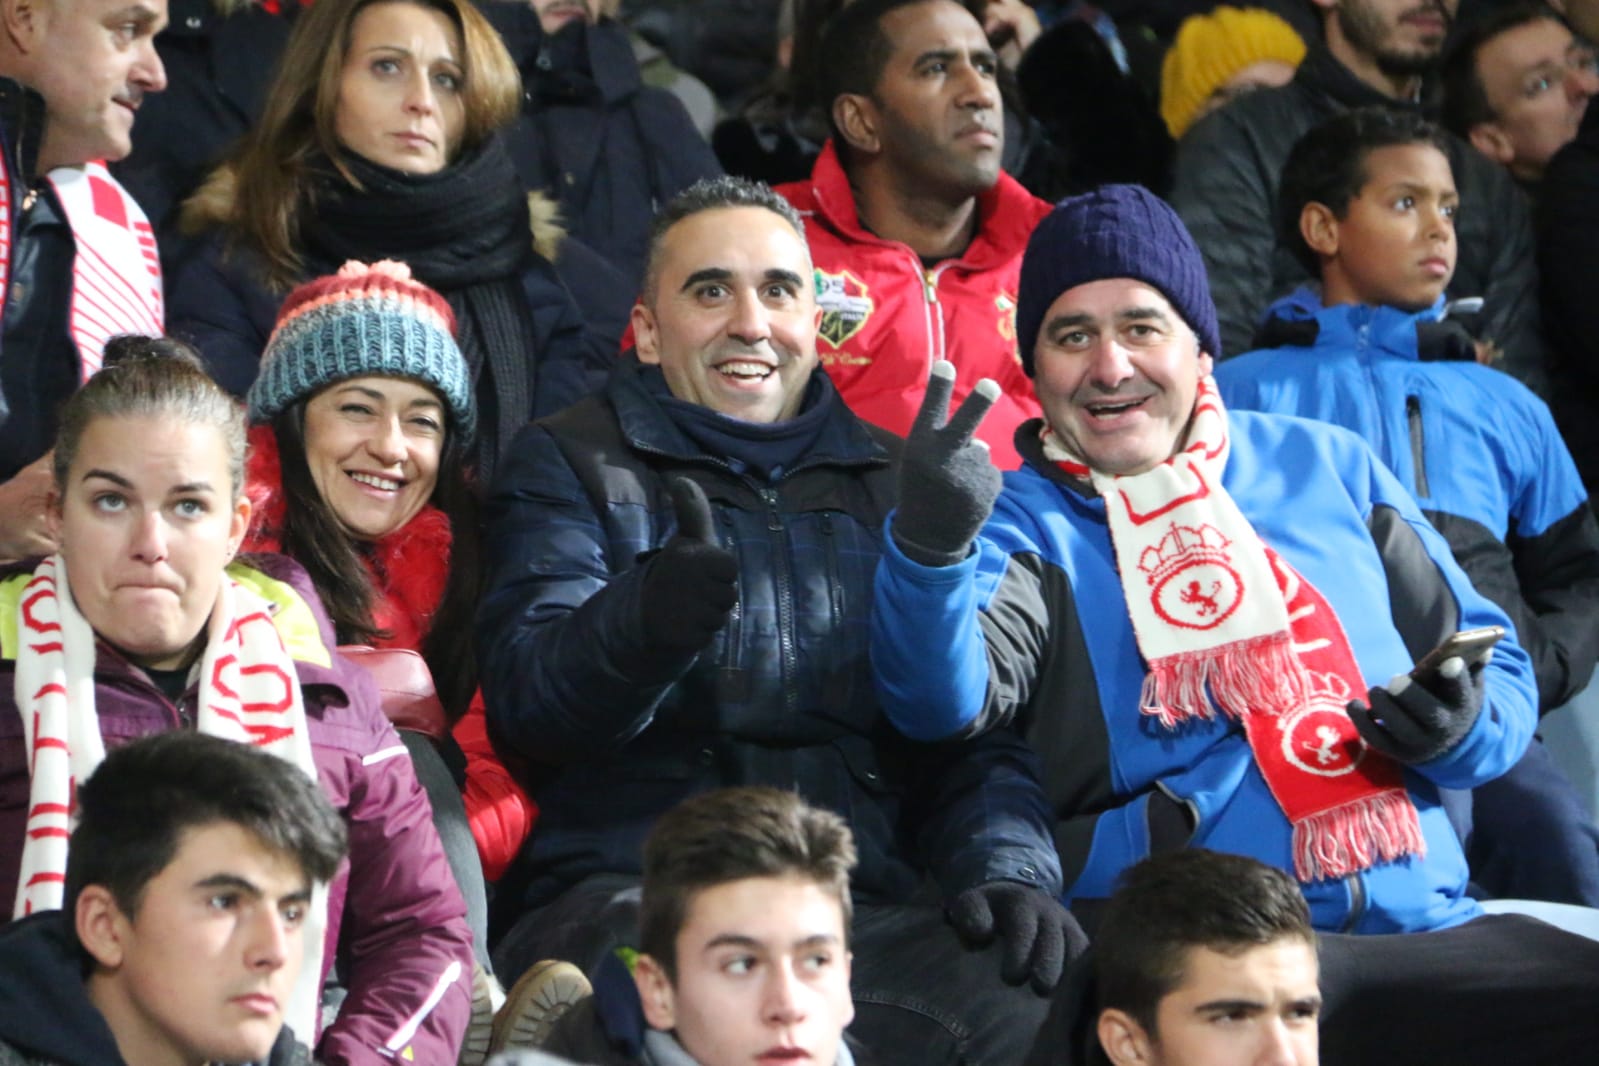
[168,0,619,484]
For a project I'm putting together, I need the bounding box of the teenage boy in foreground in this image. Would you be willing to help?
[545,787,859,1066]
[0,731,347,1065]
[1095,850,1320,1066]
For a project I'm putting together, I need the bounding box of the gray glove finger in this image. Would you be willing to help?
[1361,687,1436,753]
[994,894,1038,987]
[1409,655,1471,706]
[911,360,958,438]
[667,476,716,545]
[1028,909,1068,995]
[941,377,1002,448]
[1347,697,1414,760]
[946,885,997,946]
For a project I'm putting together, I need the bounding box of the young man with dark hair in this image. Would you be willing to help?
[1094,851,1319,1066]
[546,787,860,1066]
[776,0,1049,469]
[0,730,348,1066]
[1168,0,1548,393]
[1439,3,1598,188]
[1217,106,1599,908]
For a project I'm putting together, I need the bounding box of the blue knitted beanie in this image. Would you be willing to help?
[1016,184,1221,375]
[248,260,476,441]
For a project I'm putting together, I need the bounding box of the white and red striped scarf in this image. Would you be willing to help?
[0,163,163,380]
[12,555,325,1039]
[1044,379,1426,882]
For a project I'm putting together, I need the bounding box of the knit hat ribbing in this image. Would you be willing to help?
[248,260,476,441]
[1160,6,1306,139]
[1016,184,1220,375]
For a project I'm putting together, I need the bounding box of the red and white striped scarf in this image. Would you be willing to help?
[1044,379,1425,882]
[12,555,325,1038]
[0,163,163,380]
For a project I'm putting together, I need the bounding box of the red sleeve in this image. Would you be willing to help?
[452,691,538,883]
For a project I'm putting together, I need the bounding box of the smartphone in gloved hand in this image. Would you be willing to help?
[1410,625,1504,686]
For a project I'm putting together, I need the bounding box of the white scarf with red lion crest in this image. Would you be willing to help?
[1043,379,1425,883]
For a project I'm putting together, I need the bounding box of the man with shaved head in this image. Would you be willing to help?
[479,175,1080,1064]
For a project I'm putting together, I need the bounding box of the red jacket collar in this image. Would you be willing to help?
[803,138,1050,271]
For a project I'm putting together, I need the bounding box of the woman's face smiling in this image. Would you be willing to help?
[301,376,445,540]
[51,416,249,671]
[334,0,466,174]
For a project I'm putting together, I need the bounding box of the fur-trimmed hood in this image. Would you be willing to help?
[243,423,453,649]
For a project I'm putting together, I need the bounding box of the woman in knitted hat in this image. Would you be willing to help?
[0,334,476,1063]
[242,260,538,1057]
[1160,6,1307,140]
[168,0,620,487]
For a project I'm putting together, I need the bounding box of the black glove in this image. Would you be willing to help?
[893,360,1004,567]
[946,881,1085,995]
[1347,654,1487,764]
[640,477,738,656]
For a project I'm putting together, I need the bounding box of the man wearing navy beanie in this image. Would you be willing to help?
[872,184,1599,1064]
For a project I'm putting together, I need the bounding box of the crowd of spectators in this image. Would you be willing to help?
[4,0,1599,1064]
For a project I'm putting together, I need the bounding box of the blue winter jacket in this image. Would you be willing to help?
[1217,291,1599,712]
[478,359,1061,910]
[872,411,1538,934]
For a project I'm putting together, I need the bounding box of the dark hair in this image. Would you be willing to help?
[64,732,347,922]
[639,787,857,980]
[814,0,987,145]
[642,176,810,305]
[1440,3,1569,136]
[269,405,483,719]
[55,336,246,500]
[1276,107,1453,276]
[1095,850,1315,1035]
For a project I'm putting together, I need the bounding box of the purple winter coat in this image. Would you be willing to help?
[0,552,473,1065]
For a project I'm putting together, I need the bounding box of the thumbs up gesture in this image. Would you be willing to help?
[640,477,740,655]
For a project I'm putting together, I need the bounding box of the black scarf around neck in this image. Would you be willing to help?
[303,138,536,482]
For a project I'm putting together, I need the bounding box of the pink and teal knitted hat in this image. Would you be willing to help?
[248,259,476,440]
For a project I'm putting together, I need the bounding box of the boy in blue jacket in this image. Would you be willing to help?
[1217,106,1599,907]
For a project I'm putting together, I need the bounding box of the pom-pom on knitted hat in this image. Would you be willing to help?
[1015,184,1220,376]
[248,259,476,441]
[1160,6,1306,139]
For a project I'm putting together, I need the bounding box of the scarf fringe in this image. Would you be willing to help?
[1293,789,1427,883]
[1141,633,1311,727]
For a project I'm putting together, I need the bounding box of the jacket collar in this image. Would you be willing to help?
[486,4,641,107]
[803,139,1046,270]
[0,912,126,1065]
[1256,287,1470,363]
[606,357,891,472]
[1292,43,1425,112]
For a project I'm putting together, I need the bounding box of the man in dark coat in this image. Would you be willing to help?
[478,176,1078,1065]
[482,2,722,291]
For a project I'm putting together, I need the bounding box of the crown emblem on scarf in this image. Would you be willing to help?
[1138,523,1232,585]
[1138,523,1244,631]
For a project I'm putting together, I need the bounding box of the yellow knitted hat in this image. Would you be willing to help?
[1161,6,1306,138]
